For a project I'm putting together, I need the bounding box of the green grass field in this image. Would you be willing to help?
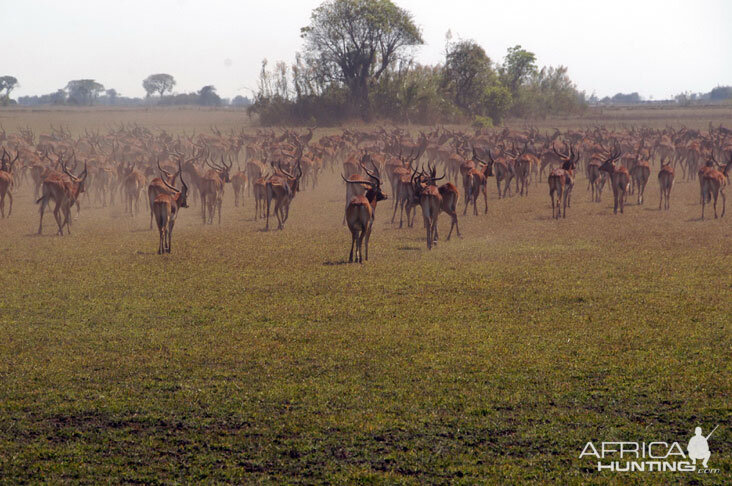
[0,108,730,484]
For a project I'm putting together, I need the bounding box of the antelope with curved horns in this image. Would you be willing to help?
[200,153,232,224]
[148,157,182,230]
[265,142,303,231]
[547,142,580,219]
[463,146,491,216]
[701,153,729,219]
[342,166,387,263]
[36,156,88,235]
[153,160,189,254]
[0,147,19,218]
[412,165,444,250]
[598,145,626,214]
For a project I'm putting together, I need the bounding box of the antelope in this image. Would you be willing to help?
[598,146,626,214]
[0,148,19,218]
[153,164,189,254]
[421,164,461,241]
[486,149,514,198]
[37,160,88,235]
[630,157,650,205]
[412,167,443,250]
[253,174,268,220]
[231,164,248,208]
[342,166,387,263]
[658,158,675,210]
[200,155,232,224]
[389,149,421,227]
[586,155,606,202]
[148,158,181,230]
[701,154,729,219]
[122,162,147,216]
[265,144,303,231]
[463,147,491,215]
[547,143,579,219]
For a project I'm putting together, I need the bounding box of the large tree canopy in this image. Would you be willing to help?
[443,40,493,111]
[0,76,19,98]
[65,79,104,105]
[300,0,423,119]
[500,45,537,94]
[143,73,176,98]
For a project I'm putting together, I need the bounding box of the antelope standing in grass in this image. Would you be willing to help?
[148,157,184,230]
[265,144,303,231]
[253,174,268,220]
[586,155,606,202]
[200,155,232,225]
[342,165,387,263]
[412,167,444,250]
[37,160,88,235]
[701,154,729,219]
[547,144,579,219]
[231,164,248,208]
[153,164,189,254]
[122,162,147,216]
[463,147,492,215]
[599,146,627,214]
[658,157,675,210]
[0,148,19,218]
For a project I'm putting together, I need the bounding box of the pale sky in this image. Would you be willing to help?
[2,0,730,100]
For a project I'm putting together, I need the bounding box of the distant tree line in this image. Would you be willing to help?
[12,73,252,108]
[248,0,588,126]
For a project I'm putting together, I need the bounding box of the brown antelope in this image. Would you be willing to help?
[701,154,729,219]
[630,157,651,205]
[598,146,627,214]
[487,149,514,198]
[463,147,492,215]
[412,167,443,250]
[514,143,536,196]
[37,160,88,235]
[658,158,675,210]
[153,167,189,254]
[265,145,303,231]
[547,144,579,219]
[422,164,461,241]
[253,174,268,220]
[201,155,232,224]
[148,158,181,230]
[586,155,606,202]
[0,148,19,218]
[122,162,147,216]
[342,168,387,263]
[231,164,248,208]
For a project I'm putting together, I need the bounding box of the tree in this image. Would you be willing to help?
[0,76,19,99]
[709,86,732,101]
[481,85,512,124]
[66,79,105,105]
[501,45,537,94]
[143,73,176,98]
[300,0,423,119]
[442,40,494,111]
[198,85,222,106]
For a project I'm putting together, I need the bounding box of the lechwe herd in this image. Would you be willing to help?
[0,124,729,257]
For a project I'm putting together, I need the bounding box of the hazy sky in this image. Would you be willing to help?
[3,0,730,100]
